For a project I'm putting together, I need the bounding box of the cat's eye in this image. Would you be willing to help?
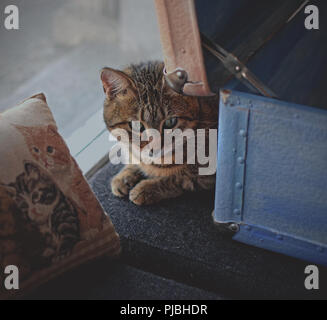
[32,192,39,204]
[163,117,178,129]
[47,146,54,154]
[33,147,39,153]
[129,122,145,133]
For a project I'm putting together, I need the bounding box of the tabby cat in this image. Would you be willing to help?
[3,162,80,261]
[101,61,218,205]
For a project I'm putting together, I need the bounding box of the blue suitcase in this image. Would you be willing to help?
[194,0,327,265]
[156,0,327,265]
[214,90,327,266]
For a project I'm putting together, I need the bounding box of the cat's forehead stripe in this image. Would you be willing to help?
[129,62,165,125]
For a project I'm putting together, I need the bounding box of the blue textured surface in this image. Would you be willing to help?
[214,90,327,266]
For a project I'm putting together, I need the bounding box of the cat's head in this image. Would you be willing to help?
[101,62,201,159]
[16,124,71,171]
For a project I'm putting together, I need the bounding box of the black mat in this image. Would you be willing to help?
[26,259,221,300]
[89,163,327,300]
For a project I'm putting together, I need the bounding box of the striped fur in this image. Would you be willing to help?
[102,61,218,205]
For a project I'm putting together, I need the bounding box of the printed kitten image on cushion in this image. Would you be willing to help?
[3,162,80,262]
[16,124,71,171]
[101,61,219,205]
[0,185,51,277]
[15,112,105,236]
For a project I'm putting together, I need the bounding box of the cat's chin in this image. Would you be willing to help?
[150,163,181,169]
[140,163,186,177]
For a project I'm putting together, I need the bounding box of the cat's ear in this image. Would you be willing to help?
[25,162,40,181]
[101,68,134,99]
[47,124,58,136]
[1,184,17,198]
[30,93,47,103]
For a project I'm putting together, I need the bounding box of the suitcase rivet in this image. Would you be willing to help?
[229,223,240,232]
[239,129,247,137]
[235,182,243,190]
[237,157,245,164]
[233,209,241,216]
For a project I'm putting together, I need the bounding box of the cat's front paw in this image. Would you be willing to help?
[111,168,143,198]
[111,176,132,198]
[129,180,158,206]
[42,248,56,261]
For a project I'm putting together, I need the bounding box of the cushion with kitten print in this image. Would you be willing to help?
[0,93,120,299]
